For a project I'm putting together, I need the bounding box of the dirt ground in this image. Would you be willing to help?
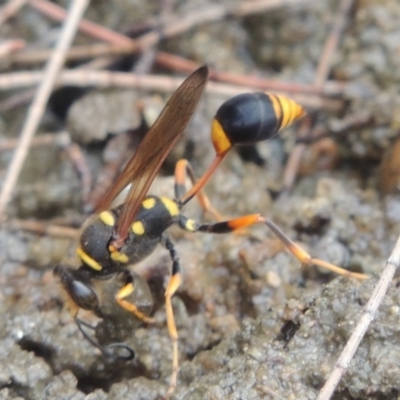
[1,1,400,399]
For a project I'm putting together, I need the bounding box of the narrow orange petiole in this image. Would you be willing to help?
[181,153,227,205]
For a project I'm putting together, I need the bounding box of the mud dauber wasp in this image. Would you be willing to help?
[54,65,367,397]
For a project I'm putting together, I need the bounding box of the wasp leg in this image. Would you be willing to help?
[74,317,96,330]
[54,265,135,360]
[75,317,135,361]
[160,233,182,398]
[115,272,155,324]
[174,159,222,221]
[196,214,369,280]
[175,159,249,236]
[54,265,102,315]
[180,153,227,206]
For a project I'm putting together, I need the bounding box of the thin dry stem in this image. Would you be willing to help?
[0,68,347,96]
[0,0,89,218]
[5,0,315,115]
[155,52,347,97]
[25,0,311,77]
[28,0,309,47]
[0,69,343,111]
[0,0,27,26]
[316,235,400,400]
[283,0,354,191]
[63,142,92,205]
[0,131,70,151]
[7,218,79,238]
[0,89,36,111]
[0,39,25,58]
[314,0,354,86]
[8,43,135,65]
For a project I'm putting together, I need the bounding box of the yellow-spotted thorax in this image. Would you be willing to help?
[77,195,180,276]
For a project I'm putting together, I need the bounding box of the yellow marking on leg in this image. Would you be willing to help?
[264,219,369,280]
[76,247,102,271]
[175,160,187,186]
[160,197,179,216]
[142,197,156,209]
[117,282,134,298]
[166,274,182,297]
[116,283,155,323]
[311,259,369,280]
[132,221,145,235]
[99,211,115,226]
[110,250,129,263]
[284,241,313,265]
[165,273,182,398]
[185,218,197,232]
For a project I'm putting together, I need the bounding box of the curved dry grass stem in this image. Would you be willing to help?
[0,0,89,218]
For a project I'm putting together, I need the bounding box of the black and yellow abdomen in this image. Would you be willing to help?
[211,92,305,154]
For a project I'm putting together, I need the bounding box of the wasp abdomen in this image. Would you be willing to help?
[213,92,305,150]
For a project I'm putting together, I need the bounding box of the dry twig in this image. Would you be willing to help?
[0,89,35,111]
[3,0,317,112]
[7,218,79,238]
[0,39,25,58]
[0,69,343,111]
[28,0,309,49]
[63,141,92,205]
[0,0,27,27]
[283,0,354,190]
[0,0,89,218]
[25,0,311,78]
[316,235,400,400]
[2,0,322,112]
[0,131,70,151]
[152,52,348,97]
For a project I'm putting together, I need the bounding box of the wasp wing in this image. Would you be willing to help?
[97,65,209,247]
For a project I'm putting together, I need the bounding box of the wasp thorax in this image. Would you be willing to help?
[78,212,116,272]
